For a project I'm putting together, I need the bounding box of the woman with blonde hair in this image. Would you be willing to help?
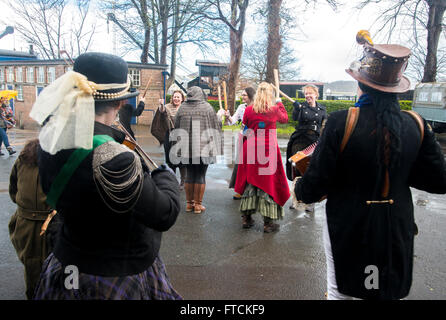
[286,84,327,213]
[234,82,290,232]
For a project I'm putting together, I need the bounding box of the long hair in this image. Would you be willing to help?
[358,82,402,195]
[19,139,40,166]
[253,82,274,114]
[244,87,256,103]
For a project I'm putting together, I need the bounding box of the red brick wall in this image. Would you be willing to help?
[136,69,164,126]
[5,63,165,129]
[15,85,39,129]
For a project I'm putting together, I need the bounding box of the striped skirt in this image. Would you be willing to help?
[240,184,284,220]
[33,253,182,300]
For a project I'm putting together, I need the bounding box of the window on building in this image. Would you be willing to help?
[26,67,34,83]
[7,67,14,82]
[47,67,56,83]
[16,85,23,100]
[0,68,4,83]
[16,67,23,82]
[65,66,73,73]
[128,69,140,86]
[37,66,45,83]
[36,86,45,96]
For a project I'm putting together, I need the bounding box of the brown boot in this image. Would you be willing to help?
[184,183,195,212]
[193,183,206,214]
[242,214,254,229]
[263,217,279,233]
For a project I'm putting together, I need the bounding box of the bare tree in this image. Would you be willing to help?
[265,0,282,84]
[9,0,96,59]
[254,0,337,84]
[102,0,224,90]
[357,0,446,82]
[69,0,97,57]
[199,0,250,114]
[241,39,300,83]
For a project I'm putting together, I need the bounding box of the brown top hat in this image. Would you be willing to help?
[346,39,411,93]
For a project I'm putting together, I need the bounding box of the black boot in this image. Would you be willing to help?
[263,217,279,233]
[242,214,254,229]
[179,167,186,190]
[7,147,16,155]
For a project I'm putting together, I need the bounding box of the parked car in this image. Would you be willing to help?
[412,82,446,133]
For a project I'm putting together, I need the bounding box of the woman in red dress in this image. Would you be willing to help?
[234,82,290,232]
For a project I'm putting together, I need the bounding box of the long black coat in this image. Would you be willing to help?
[286,101,327,180]
[118,101,145,139]
[38,122,180,277]
[294,105,446,299]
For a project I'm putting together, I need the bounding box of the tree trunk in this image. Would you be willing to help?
[166,0,180,90]
[228,28,244,114]
[140,0,151,63]
[141,28,151,63]
[226,0,248,115]
[151,1,160,63]
[265,0,282,84]
[160,0,169,65]
[422,0,446,83]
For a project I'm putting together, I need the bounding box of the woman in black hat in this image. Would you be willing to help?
[30,52,182,300]
[294,31,446,300]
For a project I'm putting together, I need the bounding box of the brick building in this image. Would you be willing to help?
[0,55,167,129]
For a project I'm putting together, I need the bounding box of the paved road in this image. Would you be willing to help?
[0,126,445,300]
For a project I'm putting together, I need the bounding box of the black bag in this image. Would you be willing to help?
[150,109,169,145]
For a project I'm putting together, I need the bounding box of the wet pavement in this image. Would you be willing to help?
[0,125,445,300]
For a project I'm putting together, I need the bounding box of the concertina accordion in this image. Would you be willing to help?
[288,142,318,176]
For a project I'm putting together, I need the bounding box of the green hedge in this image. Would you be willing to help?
[210,98,412,115]
[208,100,241,113]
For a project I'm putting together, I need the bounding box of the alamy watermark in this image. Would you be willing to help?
[64,265,79,290]
[364,265,379,290]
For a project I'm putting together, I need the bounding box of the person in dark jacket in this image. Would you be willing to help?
[294,32,446,300]
[29,52,182,300]
[118,90,145,140]
[0,97,16,156]
[286,84,327,212]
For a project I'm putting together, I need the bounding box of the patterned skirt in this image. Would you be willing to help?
[240,184,284,220]
[33,253,182,300]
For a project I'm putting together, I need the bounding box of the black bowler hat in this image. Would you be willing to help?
[73,52,139,102]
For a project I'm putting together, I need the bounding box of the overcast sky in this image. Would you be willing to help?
[0,1,424,84]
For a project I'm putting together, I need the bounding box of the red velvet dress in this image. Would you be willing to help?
[234,102,290,207]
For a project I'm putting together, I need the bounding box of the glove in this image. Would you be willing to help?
[293,100,301,108]
[151,164,175,177]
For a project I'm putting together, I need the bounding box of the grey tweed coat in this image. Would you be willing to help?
[173,86,222,164]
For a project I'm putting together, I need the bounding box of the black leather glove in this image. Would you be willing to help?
[293,100,301,108]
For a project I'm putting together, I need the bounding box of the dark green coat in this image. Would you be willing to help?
[8,157,53,299]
